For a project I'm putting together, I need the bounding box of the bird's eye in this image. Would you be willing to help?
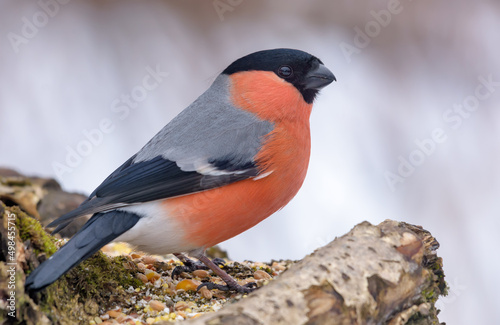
[278,65,293,78]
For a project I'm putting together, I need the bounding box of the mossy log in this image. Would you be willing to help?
[180,220,446,325]
[0,172,143,325]
[0,202,143,325]
[0,170,447,324]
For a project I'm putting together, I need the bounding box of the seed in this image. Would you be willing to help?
[271,262,286,272]
[180,272,192,278]
[175,279,201,292]
[123,260,138,270]
[174,301,189,311]
[130,252,142,259]
[253,270,271,280]
[136,273,148,283]
[116,314,127,323]
[149,300,166,311]
[198,286,213,299]
[136,262,146,271]
[142,256,157,265]
[107,309,124,318]
[192,270,210,278]
[144,269,161,281]
[155,261,173,272]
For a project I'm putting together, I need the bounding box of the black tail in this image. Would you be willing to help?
[25,210,140,291]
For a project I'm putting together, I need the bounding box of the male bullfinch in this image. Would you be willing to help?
[25,48,336,293]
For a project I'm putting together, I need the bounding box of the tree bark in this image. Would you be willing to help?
[180,221,446,325]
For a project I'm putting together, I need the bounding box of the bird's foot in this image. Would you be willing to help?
[180,252,257,293]
[172,254,225,278]
[198,281,257,294]
[172,258,205,278]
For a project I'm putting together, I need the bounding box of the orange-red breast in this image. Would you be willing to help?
[25,48,335,292]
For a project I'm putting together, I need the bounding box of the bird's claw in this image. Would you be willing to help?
[211,257,226,267]
[172,259,208,278]
[197,281,257,294]
[171,266,190,278]
[172,257,225,278]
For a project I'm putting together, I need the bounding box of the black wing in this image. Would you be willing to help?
[48,155,258,232]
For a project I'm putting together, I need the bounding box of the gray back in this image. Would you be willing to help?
[134,74,274,173]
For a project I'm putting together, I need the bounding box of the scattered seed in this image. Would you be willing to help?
[272,262,286,272]
[192,270,210,278]
[174,301,189,311]
[176,279,201,292]
[154,261,173,271]
[149,300,166,311]
[136,273,148,284]
[116,314,127,323]
[136,262,146,271]
[253,270,272,280]
[142,256,157,265]
[107,309,124,318]
[99,247,288,323]
[144,269,161,281]
[180,271,192,278]
[130,252,142,259]
[199,286,213,299]
[122,261,134,270]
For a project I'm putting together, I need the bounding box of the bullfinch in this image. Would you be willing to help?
[25,48,336,293]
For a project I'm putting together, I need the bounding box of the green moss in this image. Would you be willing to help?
[1,202,143,324]
[12,205,58,257]
[66,252,142,303]
[29,230,143,319]
[406,312,441,325]
[32,253,142,322]
[423,259,448,305]
[421,287,437,303]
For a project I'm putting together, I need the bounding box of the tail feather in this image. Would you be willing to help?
[47,155,138,233]
[46,197,108,232]
[25,210,140,291]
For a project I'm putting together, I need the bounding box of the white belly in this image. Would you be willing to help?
[114,201,199,254]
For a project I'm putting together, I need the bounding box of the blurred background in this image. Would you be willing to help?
[1,0,499,323]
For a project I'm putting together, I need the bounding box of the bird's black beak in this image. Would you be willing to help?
[304,64,336,90]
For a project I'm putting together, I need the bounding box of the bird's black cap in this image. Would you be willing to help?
[223,48,335,104]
